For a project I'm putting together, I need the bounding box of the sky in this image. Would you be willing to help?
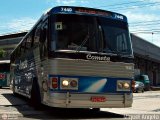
[0,0,160,47]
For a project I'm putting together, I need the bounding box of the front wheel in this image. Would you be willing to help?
[29,78,41,109]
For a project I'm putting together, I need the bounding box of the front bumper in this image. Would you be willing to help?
[42,92,133,108]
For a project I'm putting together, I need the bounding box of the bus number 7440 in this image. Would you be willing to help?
[61,7,72,12]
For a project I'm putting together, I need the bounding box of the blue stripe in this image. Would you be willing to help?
[49,75,132,93]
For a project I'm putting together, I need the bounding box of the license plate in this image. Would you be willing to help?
[90,96,106,102]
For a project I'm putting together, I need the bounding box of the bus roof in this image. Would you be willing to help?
[49,6,127,22]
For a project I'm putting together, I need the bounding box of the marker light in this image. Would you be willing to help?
[62,80,69,87]
[117,80,131,91]
[118,82,123,89]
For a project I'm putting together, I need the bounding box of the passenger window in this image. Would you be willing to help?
[17,46,21,57]
[34,25,41,47]
[40,21,48,60]
[26,36,32,49]
[21,40,26,53]
[30,30,35,48]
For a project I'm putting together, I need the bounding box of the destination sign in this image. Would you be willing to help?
[75,8,112,16]
[52,6,127,22]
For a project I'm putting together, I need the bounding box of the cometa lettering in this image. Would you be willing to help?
[86,54,110,61]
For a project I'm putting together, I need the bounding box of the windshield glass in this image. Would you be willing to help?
[52,14,132,55]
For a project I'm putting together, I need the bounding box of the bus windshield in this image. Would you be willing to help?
[52,14,132,55]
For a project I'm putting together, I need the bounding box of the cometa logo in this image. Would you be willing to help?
[86,54,110,61]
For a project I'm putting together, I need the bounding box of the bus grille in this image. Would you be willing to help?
[47,58,134,78]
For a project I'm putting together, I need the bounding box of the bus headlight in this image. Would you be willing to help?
[62,80,69,87]
[123,82,130,89]
[60,77,79,90]
[117,80,131,91]
[118,82,123,89]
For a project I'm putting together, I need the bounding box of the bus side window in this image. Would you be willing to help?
[40,20,48,60]
[19,43,23,57]
[31,30,35,48]
[51,16,56,51]
[26,35,32,50]
[21,40,26,53]
[34,25,41,48]
[14,46,20,58]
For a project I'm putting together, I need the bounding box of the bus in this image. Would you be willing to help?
[10,6,134,109]
[0,60,10,88]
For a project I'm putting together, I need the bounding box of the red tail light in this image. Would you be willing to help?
[51,77,58,89]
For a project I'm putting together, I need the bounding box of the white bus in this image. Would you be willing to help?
[10,6,134,110]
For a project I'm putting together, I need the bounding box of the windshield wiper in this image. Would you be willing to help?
[76,26,96,53]
[76,33,90,52]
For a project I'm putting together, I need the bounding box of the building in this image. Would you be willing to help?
[0,32,27,60]
[131,34,160,86]
[0,32,160,86]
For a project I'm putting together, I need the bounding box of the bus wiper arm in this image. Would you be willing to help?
[76,33,90,52]
[76,30,96,52]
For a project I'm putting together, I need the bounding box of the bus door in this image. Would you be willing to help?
[40,20,48,60]
[33,19,48,93]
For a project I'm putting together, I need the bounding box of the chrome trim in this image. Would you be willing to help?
[46,58,134,78]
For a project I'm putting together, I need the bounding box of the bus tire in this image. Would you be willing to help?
[30,77,41,109]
